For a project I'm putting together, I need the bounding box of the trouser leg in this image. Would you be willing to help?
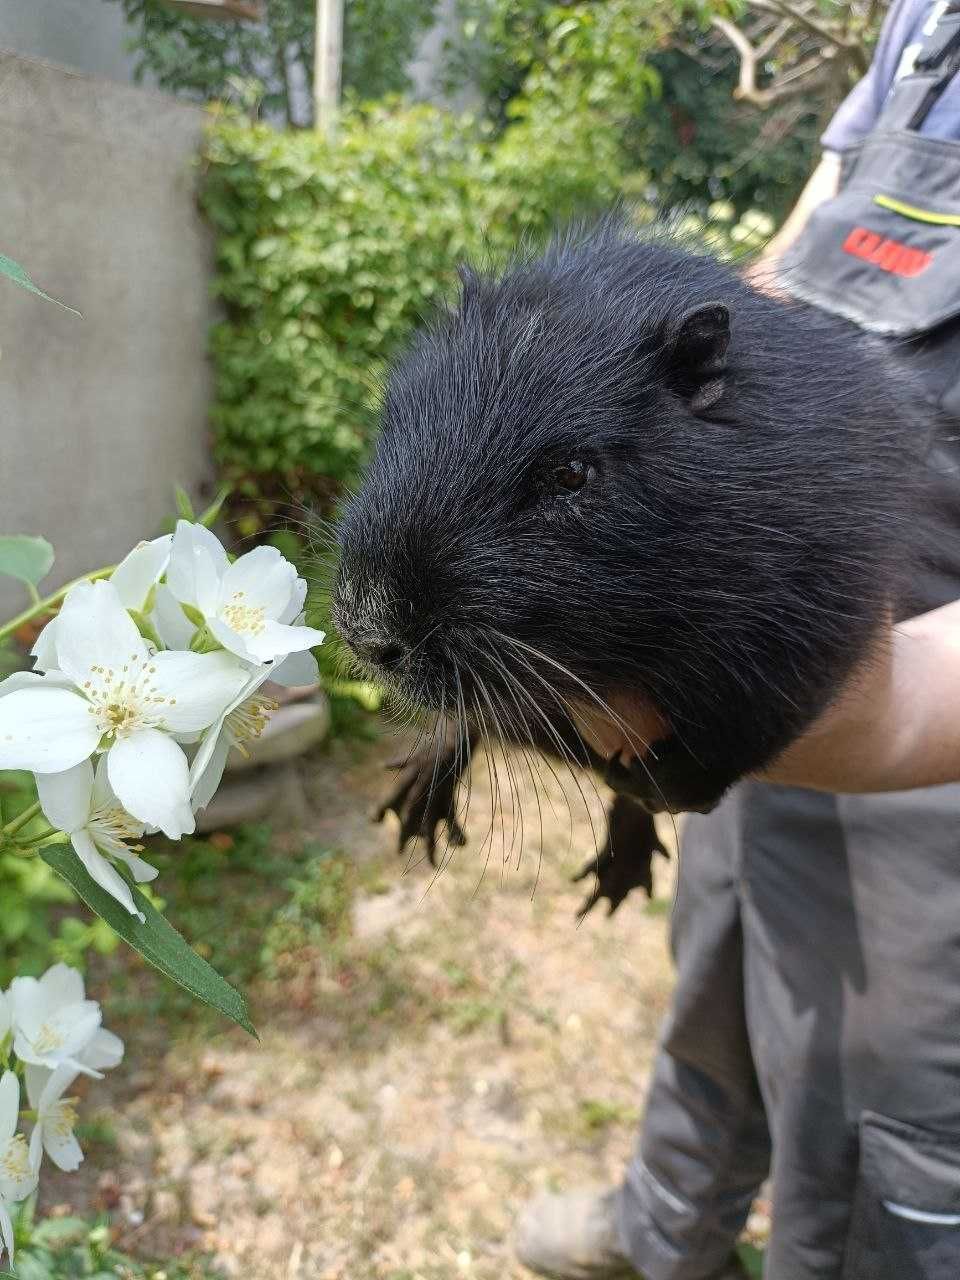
[738,782,960,1280]
[617,796,771,1280]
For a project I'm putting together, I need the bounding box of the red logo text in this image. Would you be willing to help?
[842,226,932,277]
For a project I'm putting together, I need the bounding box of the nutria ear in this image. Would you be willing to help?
[666,302,730,416]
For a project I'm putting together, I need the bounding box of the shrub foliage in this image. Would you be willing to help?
[200,95,632,528]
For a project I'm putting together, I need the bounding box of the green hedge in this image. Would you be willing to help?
[200,99,626,528]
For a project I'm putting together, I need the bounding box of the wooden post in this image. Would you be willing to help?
[314,0,344,138]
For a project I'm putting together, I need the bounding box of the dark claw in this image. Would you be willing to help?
[374,732,473,867]
[574,795,669,920]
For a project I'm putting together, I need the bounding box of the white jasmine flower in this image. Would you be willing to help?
[166,521,325,665]
[9,964,103,1078]
[0,1072,38,1268]
[36,757,156,921]
[25,1064,83,1173]
[0,580,248,835]
[30,536,172,673]
[189,667,279,810]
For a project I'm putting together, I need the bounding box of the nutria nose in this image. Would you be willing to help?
[355,638,406,671]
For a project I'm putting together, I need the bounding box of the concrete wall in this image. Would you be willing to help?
[0,53,216,614]
[0,0,147,85]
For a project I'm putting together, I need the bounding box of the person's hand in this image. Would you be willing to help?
[764,603,960,793]
[574,600,960,797]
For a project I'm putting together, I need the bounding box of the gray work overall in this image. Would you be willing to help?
[616,9,960,1278]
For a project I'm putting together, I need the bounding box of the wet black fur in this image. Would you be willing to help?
[335,222,928,813]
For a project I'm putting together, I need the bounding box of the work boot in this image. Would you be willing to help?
[514,1186,751,1280]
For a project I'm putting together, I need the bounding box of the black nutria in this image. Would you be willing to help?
[333,222,926,912]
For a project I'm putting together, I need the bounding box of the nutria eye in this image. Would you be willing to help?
[552,460,596,493]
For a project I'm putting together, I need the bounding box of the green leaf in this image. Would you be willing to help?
[40,844,256,1037]
[174,485,196,521]
[199,484,232,529]
[0,535,54,588]
[0,252,81,315]
[736,1244,765,1279]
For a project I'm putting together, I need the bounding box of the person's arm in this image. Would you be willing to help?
[744,151,841,287]
[763,602,960,793]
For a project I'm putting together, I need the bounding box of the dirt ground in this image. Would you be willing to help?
[42,727,711,1280]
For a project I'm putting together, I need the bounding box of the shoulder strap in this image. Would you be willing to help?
[876,0,960,131]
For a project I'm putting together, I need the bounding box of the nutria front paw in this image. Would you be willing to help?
[375,738,470,865]
[573,795,669,920]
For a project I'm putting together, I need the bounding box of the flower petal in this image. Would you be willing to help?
[29,1124,43,1177]
[44,1122,83,1173]
[54,580,147,687]
[242,621,326,665]
[207,617,258,663]
[31,616,60,672]
[107,731,195,838]
[279,577,308,625]
[24,1064,51,1112]
[36,760,94,833]
[110,536,172,611]
[79,1029,124,1072]
[111,846,158,884]
[269,649,320,687]
[0,670,73,696]
[166,521,229,616]
[0,688,101,773]
[0,1074,18,1146]
[148,650,249,735]
[40,1063,78,1110]
[152,583,196,650]
[38,963,86,1010]
[187,663,271,801]
[0,1196,15,1265]
[72,829,143,920]
[190,733,231,812]
[218,545,297,622]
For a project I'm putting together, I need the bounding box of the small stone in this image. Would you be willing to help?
[195,768,286,833]
[328,1145,344,1170]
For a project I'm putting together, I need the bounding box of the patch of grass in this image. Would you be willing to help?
[261,849,354,977]
[437,958,556,1042]
[74,1110,118,1153]
[5,1202,217,1280]
[445,999,501,1037]
[101,827,350,1032]
[544,1097,641,1143]
[577,1098,640,1133]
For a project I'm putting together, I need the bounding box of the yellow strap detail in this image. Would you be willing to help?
[873,194,960,226]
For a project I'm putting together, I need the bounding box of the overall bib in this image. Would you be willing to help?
[615,11,960,1279]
